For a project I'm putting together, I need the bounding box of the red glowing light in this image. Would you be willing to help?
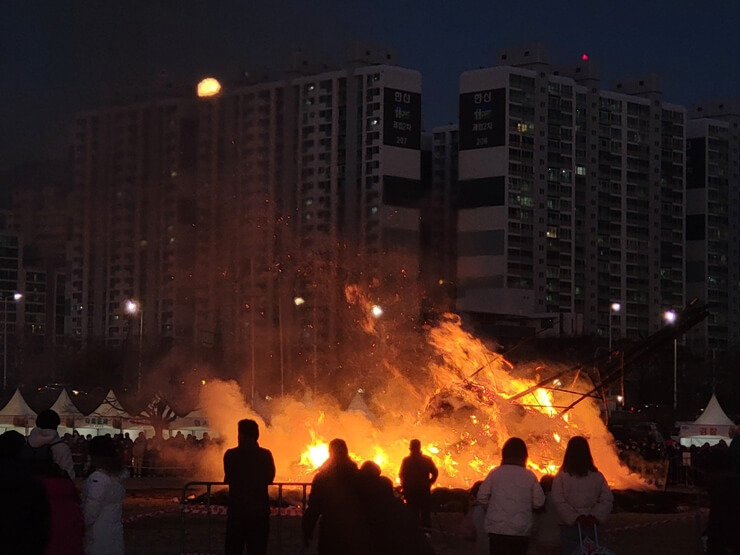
[581,53,589,61]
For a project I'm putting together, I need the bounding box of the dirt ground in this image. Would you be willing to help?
[122,487,708,555]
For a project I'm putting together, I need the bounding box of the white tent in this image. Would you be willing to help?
[77,389,131,437]
[0,389,37,433]
[168,407,214,439]
[347,392,375,420]
[122,407,157,438]
[679,394,737,447]
[49,389,85,434]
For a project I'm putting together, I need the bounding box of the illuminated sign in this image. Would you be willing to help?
[383,88,421,150]
[459,89,506,150]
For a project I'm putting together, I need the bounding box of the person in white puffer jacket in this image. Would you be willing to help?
[81,435,127,555]
[477,437,546,555]
[551,436,613,555]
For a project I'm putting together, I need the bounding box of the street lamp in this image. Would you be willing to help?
[2,292,23,390]
[608,302,623,407]
[664,310,678,409]
[124,299,143,393]
[295,296,318,395]
[608,302,621,351]
[370,304,387,358]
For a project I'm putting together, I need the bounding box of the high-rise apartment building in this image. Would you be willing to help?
[10,186,73,351]
[456,44,685,341]
[69,98,199,359]
[424,125,459,314]
[194,44,422,392]
[0,232,24,386]
[685,100,740,358]
[70,44,422,393]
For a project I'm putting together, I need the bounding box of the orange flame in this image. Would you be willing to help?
[194,311,647,491]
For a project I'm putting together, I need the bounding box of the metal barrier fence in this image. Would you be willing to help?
[179,481,311,555]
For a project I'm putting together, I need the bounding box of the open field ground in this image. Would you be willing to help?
[121,481,709,555]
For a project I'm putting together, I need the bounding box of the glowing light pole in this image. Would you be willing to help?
[608,302,623,407]
[293,297,319,395]
[608,302,621,352]
[664,310,678,409]
[295,296,319,395]
[371,304,385,356]
[125,299,143,393]
[2,292,23,390]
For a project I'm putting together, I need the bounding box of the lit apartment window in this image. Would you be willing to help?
[517,122,534,133]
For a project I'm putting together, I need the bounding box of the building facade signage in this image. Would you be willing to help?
[383,88,421,149]
[459,88,506,150]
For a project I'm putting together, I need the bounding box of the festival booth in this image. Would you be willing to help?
[49,389,86,435]
[0,389,37,434]
[121,420,156,439]
[167,407,214,439]
[78,389,132,437]
[679,394,737,447]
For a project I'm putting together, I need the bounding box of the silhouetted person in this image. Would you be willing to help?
[399,438,439,532]
[729,425,740,473]
[132,432,146,477]
[23,410,84,555]
[0,430,51,555]
[26,409,75,479]
[223,419,276,555]
[303,438,371,555]
[532,475,560,555]
[358,460,435,555]
[359,460,394,500]
[705,448,740,554]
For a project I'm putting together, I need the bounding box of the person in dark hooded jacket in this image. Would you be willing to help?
[26,409,75,479]
[25,410,83,555]
[357,460,435,555]
[0,430,51,555]
[223,419,276,555]
[302,438,371,555]
[399,438,439,531]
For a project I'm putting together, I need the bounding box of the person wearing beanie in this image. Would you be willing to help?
[25,410,84,555]
[27,409,75,479]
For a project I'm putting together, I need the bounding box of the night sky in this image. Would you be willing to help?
[2,1,740,173]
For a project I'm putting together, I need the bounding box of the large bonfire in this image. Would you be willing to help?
[192,285,645,491]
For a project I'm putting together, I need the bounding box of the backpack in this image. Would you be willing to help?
[20,438,67,477]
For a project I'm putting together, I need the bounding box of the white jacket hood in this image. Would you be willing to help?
[27,426,61,448]
[26,426,76,479]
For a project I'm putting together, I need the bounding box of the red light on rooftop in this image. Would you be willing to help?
[581,53,589,61]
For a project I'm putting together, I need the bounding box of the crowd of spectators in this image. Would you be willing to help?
[58,430,223,478]
[38,422,740,487]
[614,427,740,487]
